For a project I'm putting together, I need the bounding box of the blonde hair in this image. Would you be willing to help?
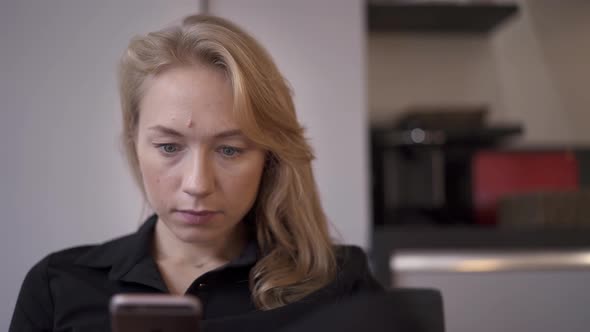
[118,14,336,309]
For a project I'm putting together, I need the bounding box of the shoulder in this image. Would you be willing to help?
[11,234,133,330]
[22,245,95,284]
[44,245,97,268]
[24,230,137,280]
[333,245,372,281]
[333,245,384,294]
[17,244,99,300]
[12,245,99,330]
[14,235,134,306]
[335,245,370,270]
[41,232,135,269]
[20,244,97,296]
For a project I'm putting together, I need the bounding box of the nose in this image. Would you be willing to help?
[181,149,215,198]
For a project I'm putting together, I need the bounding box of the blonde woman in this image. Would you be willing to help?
[10,14,382,332]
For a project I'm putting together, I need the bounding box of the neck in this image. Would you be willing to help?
[152,217,248,268]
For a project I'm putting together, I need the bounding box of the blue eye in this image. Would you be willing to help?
[219,146,241,157]
[157,144,180,155]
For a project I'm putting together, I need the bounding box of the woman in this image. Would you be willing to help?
[10,14,382,332]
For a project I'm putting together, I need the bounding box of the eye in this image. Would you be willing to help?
[156,143,181,155]
[218,146,242,158]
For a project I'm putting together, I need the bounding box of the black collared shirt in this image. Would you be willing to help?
[10,214,383,332]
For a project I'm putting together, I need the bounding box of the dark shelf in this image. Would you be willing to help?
[373,225,590,249]
[372,124,523,147]
[368,1,519,33]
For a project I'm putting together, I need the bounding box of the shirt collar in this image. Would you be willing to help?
[74,214,259,287]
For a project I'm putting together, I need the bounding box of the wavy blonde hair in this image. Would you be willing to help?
[118,14,336,309]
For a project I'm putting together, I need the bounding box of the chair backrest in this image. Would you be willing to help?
[283,289,445,332]
[472,150,579,225]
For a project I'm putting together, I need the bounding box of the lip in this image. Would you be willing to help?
[175,209,220,225]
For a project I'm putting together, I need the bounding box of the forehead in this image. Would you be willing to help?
[138,65,236,136]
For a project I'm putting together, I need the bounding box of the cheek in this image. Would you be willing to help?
[137,150,177,207]
[221,155,265,205]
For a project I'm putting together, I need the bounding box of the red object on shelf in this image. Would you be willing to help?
[472,151,579,225]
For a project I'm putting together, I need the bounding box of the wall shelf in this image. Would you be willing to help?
[368,1,519,33]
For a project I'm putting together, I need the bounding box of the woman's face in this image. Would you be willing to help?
[135,65,266,244]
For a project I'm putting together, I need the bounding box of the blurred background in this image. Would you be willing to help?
[1,0,589,331]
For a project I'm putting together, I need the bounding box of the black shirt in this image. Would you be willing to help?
[10,214,383,332]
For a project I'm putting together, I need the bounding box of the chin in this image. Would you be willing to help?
[172,226,217,244]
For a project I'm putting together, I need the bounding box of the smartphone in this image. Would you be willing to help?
[110,294,202,332]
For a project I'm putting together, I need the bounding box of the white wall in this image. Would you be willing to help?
[369,0,590,144]
[369,33,500,124]
[210,0,371,248]
[1,0,200,329]
[1,0,370,328]
[492,0,590,143]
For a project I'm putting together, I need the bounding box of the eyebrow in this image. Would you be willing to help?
[148,125,245,139]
